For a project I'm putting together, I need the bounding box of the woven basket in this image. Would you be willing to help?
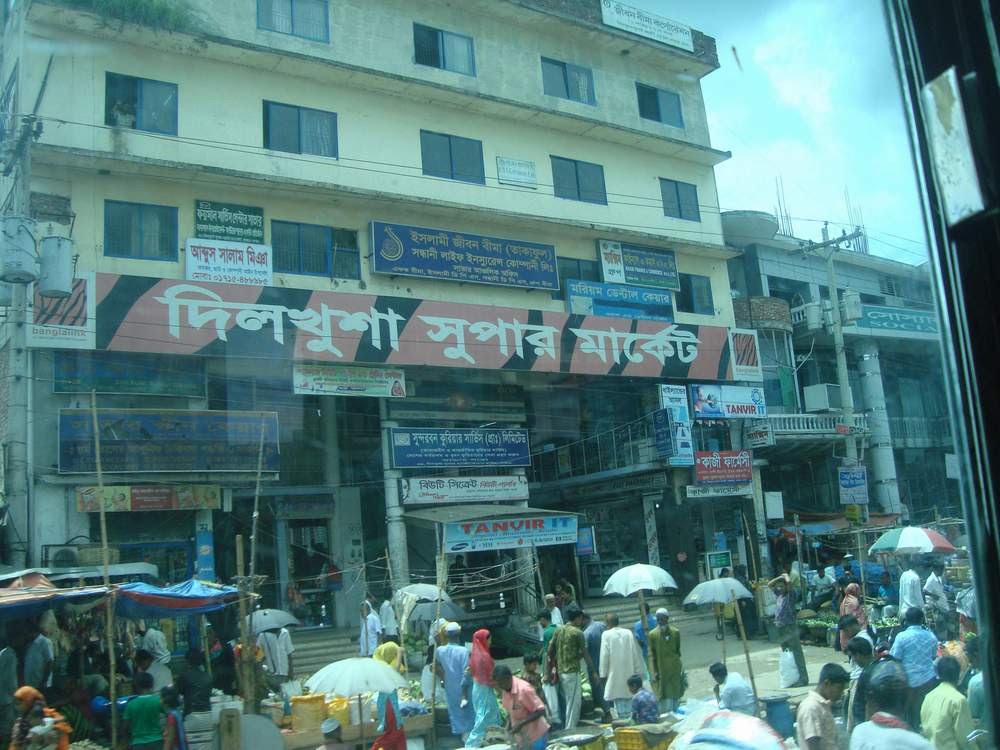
[613,727,675,750]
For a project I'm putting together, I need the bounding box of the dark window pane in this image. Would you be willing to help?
[265,102,300,153]
[442,32,474,75]
[658,89,683,127]
[450,135,484,184]
[637,83,660,121]
[140,205,175,260]
[566,64,594,104]
[271,221,300,272]
[576,161,606,204]
[259,0,293,33]
[300,224,330,274]
[300,108,336,157]
[541,58,568,98]
[579,260,600,282]
[105,73,138,128]
[677,181,700,221]
[692,275,714,314]
[421,130,452,178]
[332,248,360,280]
[291,0,327,41]
[105,202,139,256]
[414,24,441,68]
[551,156,579,200]
[331,229,358,251]
[138,79,177,135]
[661,178,681,218]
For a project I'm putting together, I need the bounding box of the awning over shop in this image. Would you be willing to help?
[116,580,241,619]
[0,584,109,619]
[405,504,580,554]
[770,512,901,539]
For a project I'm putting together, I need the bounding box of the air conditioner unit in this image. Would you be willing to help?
[44,545,80,568]
[803,383,841,412]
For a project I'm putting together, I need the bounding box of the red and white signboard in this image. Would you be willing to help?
[695,450,753,484]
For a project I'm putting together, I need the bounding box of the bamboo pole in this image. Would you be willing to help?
[236,535,251,712]
[244,419,267,710]
[90,392,117,749]
[731,591,758,703]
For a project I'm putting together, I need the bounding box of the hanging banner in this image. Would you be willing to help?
[293,363,406,398]
[642,493,660,566]
[695,450,753,485]
[26,272,96,350]
[838,466,869,505]
[443,514,578,552]
[390,427,531,468]
[184,238,273,287]
[728,328,763,381]
[400,475,529,505]
[76,484,222,512]
[658,384,694,466]
[194,200,264,244]
[690,384,767,419]
[598,239,680,291]
[686,483,753,498]
[566,279,674,322]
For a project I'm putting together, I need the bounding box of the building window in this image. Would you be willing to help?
[271,220,360,279]
[257,0,329,42]
[551,156,607,204]
[420,130,485,184]
[104,200,178,261]
[552,257,600,300]
[413,24,475,76]
[541,57,596,105]
[660,178,700,221]
[104,73,178,135]
[263,101,338,158]
[636,83,683,127]
[675,273,714,315]
[879,274,900,297]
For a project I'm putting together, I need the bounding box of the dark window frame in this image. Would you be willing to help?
[660,177,701,222]
[636,82,684,128]
[675,272,715,315]
[550,155,608,205]
[271,219,361,279]
[256,0,330,43]
[103,200,179,261]
[104,72,178,135]
[552,257,600,300]
[541,57,596,105]
[263,100,339,158]
[413,23,476,76]
[419,129,486,185]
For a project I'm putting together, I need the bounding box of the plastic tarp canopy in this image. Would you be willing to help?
[0,584,109,619]
[116,579,240,619]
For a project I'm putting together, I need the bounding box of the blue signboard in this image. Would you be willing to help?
[858,305,939,335]
[651,408,675,458]
[838,466,869,505]
[58,409,280,474]
[54,351,205,397]
[576,525,597,557]
[390,427,531,468]
[371,221,559,290]
[566,279,674,322]
[598,240,680,291]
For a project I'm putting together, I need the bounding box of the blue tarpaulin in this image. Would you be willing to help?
[115,580,240,619]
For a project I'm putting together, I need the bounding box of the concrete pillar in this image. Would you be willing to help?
[857,340,903,514]
[751,463,772,577]
[379,399,409,588]
[322,396,340,487]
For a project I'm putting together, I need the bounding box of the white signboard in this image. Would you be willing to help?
[293,363,406,398]
[443,515,577,552]
[944,453,959,480]
[643,493,660,566]
[729,328,764,382]
[400,475,529,505]
[496,157,538,188]
[26,272,97,350]
[691,384,768,419]
[838,466,869,506]
[743,419,775,448]
[599,0,694,52]
[686,483,753,499]
[765,491,785,520]
[185,237,273,286]
[658,384,694,466]
[598,240,627,284]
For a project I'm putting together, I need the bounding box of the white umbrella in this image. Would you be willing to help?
[305,657,409,696]
[246,609,300,635]
[393,584,451,604]
[603,564,678,596]
[682,577,753,606]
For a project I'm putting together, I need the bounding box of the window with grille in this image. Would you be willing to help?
[271,220,360,279]
[879,275,900,297]
[541,57,596,105]
[413,23,475,75]
[257,0,329,42]
[104,200,178,261]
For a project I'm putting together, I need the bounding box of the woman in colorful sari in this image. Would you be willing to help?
[839,583,868,650]
[9,687,71,750]
[373,641,404,732]
[466,629,501,748]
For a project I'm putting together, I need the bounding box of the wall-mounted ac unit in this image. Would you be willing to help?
[44,545,80,567]
[804,383,841,412]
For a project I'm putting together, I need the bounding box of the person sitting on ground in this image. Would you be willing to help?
[161,686,188,750]
[627,674,659,725]
[316,717,350,750]
[796,663,850,750]
[849,659,933,749]
[709,662,756,716]
[920,656,974,750]
[123,672,163,750]
[175,648,212,716]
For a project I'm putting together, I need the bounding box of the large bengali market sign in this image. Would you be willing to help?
[58,409,279,474]
[371,221,559,290]
[390,427,530,468]
[76,484,222,512]
[400,475,529,505]
[598,240,680,291]
[690,384,767,419]
[185,238,273,287]
[194,200,264,244]
[566,279,674,322]
[443,514,579,553]
[293,363,406,398]
[90,274,736,380]
[599,0,694,52]
[856,305,939,337]
[694,450,754,485]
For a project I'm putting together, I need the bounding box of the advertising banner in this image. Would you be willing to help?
[743,419,775,448]
[576,525,597,557]
[695,450,754,484]
[598,240,680,291]
[194,200,264,244]
[184,238,273,287]
[728,328,763,381]
[566,279,673,322]
[838,466,869,505]
[390,427,531,468]
[293,363,406,398]
[400,475,529,505]
[59,409,280,474]
[651,408,675,458]
[92,273,737,380]
[371,221,558,290]
[686,483,753,498]
[443,514,578,552]
[599,0,694,51]
[690,384,768,419]
[26,273,96,350]
[658,384,693,466]
[53,351,205,397]
[77,484,222,512]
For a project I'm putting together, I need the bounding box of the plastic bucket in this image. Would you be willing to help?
[761,694,794,738]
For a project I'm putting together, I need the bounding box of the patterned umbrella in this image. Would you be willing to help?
[868,526,955,556]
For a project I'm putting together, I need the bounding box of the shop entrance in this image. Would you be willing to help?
[285,517,339,627]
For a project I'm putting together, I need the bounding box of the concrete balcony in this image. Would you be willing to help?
[888,416,953,448]
[768,413,869,438]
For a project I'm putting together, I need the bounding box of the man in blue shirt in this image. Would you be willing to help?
[632,603,656,659]
[889,607,939,729]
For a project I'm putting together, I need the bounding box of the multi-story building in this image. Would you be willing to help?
[0,0,757,645]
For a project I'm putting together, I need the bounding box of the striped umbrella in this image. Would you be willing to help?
[868,526,955,556]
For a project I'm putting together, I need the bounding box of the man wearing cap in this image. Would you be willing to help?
[648,608,683,714]
[435,622,474,739]
[317,718,349,750]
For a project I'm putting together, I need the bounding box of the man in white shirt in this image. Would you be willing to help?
[257,627,295,689]
[709,662,756,715]
[599,614,646,720]
[134,649,173,692]
[359,601,382,656]
[138,621,171,664]
[897,559,924,620]
[544,594,564,627]
[379,594,399,644]
[922,560,951,639]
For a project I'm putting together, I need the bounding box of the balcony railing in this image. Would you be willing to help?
[888,416,953,448]
[528,417,658,484]
[768,413,869,436]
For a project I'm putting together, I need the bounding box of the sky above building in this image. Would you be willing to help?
[630,0,928,265]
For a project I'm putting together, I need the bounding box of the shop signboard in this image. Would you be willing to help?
[856,305,940,337]
[389,427,531,469]
[838,466,869,505]
[743,419,774,448]
[195,512,215,581]
[293,363,406,398]
[93,273,741,380]
[572,471,667,500]
[400,475,529,505]
[695,450,753,485]
[576,525,597,557]
[76,484,222,512]
[651,408,675,458]
[764,491,784,520]
[690,384,767,419]
[658,384,694,466]
[728,329,763,381]
[26,272,96,350]
[566,279,673,322]
[598,240,680,291]
[53,351,206,397]
[194,200,264,244]
[442,514,578,552]
[184,238,273,287]
[685,483,753,498]
[274,497,336,519]
[371,221,558,290]
[58,409,280,474]
[599,0,694,52]
[496,157,538,188]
